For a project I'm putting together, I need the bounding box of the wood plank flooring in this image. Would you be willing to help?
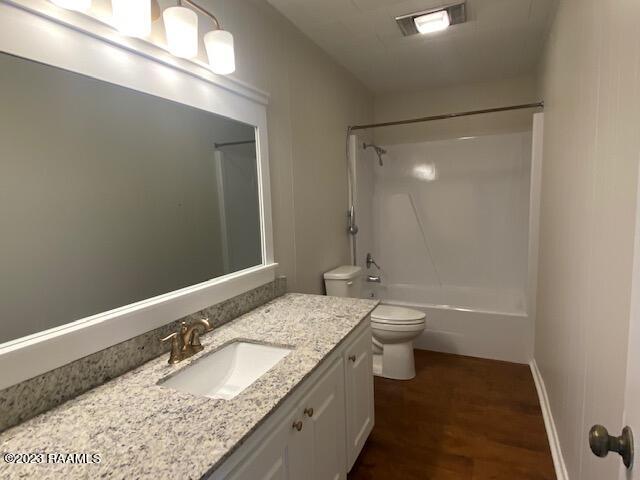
[348,350,556,480]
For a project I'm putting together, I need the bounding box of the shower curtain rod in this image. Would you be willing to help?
[214,140,256,148]
[349,101,544,131]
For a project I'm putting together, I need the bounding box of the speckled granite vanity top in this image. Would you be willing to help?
[0,294,377,479]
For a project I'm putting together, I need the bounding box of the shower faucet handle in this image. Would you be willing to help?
[366,253,380,270]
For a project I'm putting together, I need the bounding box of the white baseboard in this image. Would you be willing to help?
[530,359,569,480]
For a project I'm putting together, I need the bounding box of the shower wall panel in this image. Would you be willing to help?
[358,131,532,314]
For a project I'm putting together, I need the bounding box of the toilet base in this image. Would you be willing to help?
[372,353,382,376]
[371,342,416,380]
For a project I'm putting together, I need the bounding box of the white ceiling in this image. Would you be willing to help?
[265,0,558,94]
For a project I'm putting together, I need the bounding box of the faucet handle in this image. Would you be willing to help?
[160,332,182,364]
[160,331,178,343]
[366,253,381,270]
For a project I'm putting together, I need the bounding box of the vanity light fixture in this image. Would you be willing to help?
[163,5,199,58]
[164,0,236,74]
[50,0,92,11]
[49,0,236,75]
[204,29,235,75]
[112,0,151,38]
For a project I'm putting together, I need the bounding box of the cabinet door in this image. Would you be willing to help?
[344,324,375,471]
[287,401,314,479]
[225,418,289,480]
[299,357,346,480]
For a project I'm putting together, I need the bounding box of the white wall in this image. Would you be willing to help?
[200,0,373,294]
[373,75,539,146]
[535,0,640,478]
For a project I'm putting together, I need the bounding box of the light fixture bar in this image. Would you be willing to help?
[179,0,221,29]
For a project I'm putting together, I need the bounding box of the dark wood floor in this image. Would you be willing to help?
[348,350,556,480]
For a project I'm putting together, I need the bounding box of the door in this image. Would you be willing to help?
[587,162,640,480]
[344,324,375,471]
[618,165,640,479]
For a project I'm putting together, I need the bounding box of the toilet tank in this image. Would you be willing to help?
[324,266,362,298]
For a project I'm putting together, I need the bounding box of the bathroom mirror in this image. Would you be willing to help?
[0,52,263,345]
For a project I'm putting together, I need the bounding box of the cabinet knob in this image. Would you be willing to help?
[348,354,356,362]
[292,420,303,431]
[304,407,314,418]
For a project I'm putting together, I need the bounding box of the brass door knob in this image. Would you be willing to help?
[292,420,303,432]
[304,407,314,418]
[348,354,356,362]
[589,424,634,469]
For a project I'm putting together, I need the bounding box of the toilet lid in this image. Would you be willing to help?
[371,305,426,325]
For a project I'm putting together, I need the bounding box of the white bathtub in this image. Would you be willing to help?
[366,283,532,364]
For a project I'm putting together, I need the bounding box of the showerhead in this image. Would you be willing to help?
[363,142,387,166]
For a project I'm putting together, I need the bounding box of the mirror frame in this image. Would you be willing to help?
[0,0,276,389]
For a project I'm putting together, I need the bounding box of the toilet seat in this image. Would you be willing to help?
[371,305,426,325]
[371,320,425,332]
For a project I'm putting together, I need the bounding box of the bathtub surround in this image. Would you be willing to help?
[353,130,537,364]
[0,294,377,480]
[0,277,287,433]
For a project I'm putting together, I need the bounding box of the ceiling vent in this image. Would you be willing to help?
[396,2,466,36]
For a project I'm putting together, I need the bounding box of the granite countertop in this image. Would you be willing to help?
[0,293,378,479]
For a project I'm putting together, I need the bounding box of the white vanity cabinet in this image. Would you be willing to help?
[210,321,373,480]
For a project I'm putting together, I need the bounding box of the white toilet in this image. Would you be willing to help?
[324,266,426,380]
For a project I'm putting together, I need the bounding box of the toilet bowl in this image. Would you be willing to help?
[370,305,425,380]
[323,266,426,381]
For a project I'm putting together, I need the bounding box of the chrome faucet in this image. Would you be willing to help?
[366,253,380,270]
[161,317,212,364]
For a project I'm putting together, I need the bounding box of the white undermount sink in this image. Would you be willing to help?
[159,341,292,400]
